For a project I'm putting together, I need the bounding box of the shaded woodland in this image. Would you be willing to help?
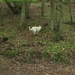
[0,0,75,75]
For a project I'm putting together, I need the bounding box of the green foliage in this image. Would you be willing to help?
[42,50,49,60]
[0,0,3,2]
[43,41,75,62]
[44,14,50,18]
[0,26,4,31]
[7,29,17,39]
[63,0,70,4]
[4,19,11,24]
[1,0,38,3]
[4,48,19,58]
[24,48,33,61]
[52,33,64,42]
[19,23,25,31]
[0,28,17,41]
[24,48,42,62]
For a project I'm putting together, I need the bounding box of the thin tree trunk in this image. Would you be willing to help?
[20,0,26,26]
[69,0,73,24]
[41,0,45,17]
[25,1,30,19]
[59,0,63,27]
[50,0,55,30]
[54,0,63,33]
[28,0,32,15]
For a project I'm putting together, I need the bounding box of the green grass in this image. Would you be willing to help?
[4,48,19,58]
[42,41,75,62]
[0,27,18,41]
[0,26,4,31]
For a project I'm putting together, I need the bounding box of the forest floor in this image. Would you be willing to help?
[0,2,75,75]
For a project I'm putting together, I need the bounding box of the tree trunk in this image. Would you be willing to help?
[5,0,19,14]
[50,0,55,30]
[59,0,63,31]
[20,0,29,30]
[20,0,26,26]
[54,0,63,33]
[28,0,32,16]
[41,0,45,17]
[69,0,73,24]
[25,1,30,19]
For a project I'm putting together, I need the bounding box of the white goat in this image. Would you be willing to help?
[29,26,42,35]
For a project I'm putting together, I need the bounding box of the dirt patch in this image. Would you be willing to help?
[0,55,75,75]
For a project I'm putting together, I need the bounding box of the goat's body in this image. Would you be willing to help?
[29,26,42,34]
